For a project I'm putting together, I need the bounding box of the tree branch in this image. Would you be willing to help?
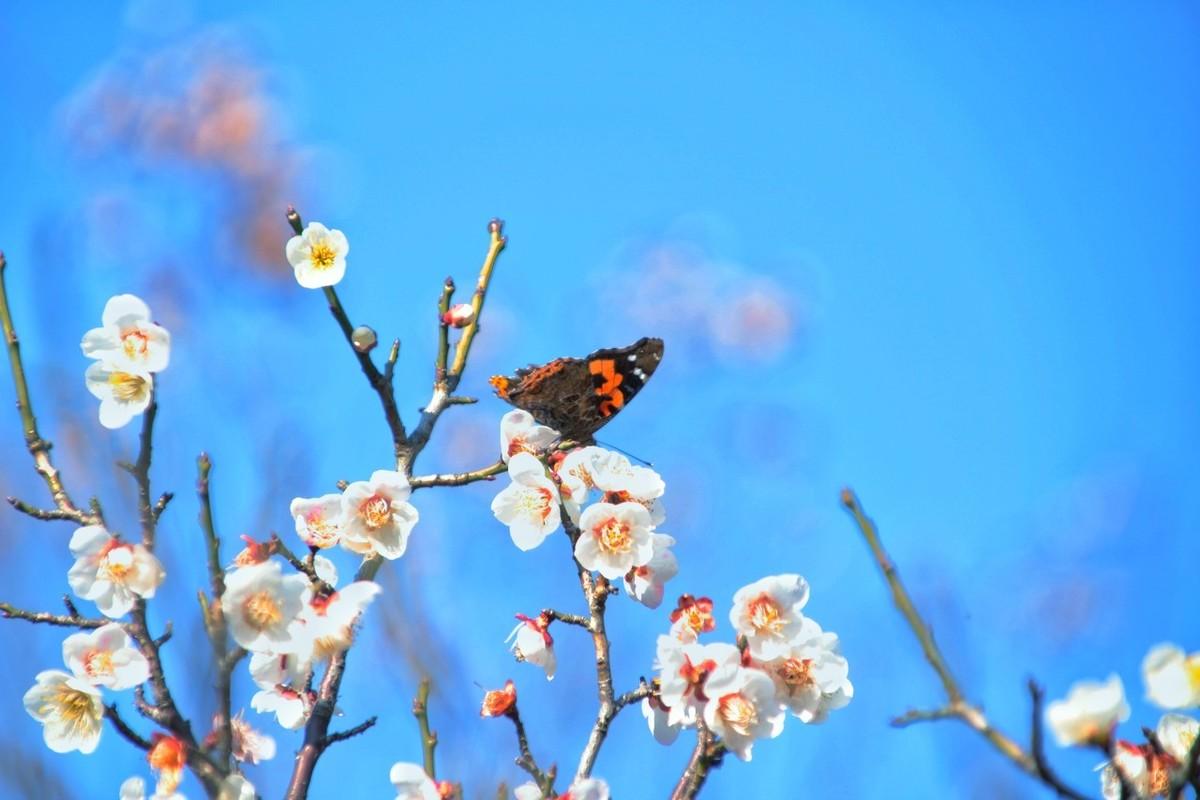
[323,716,378,747]
[508,704,554,795]
[0,252,100,526]
[287,207,408,460]
[670,723,726,800]
[105,704,152,751]
[841,488,1092,800]
[409,460,506,489]
[412,678,439,779]
[0,602,106,628]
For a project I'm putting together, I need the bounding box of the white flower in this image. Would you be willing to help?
[341,470,419,560]
[625,533,678,609]
[556,446,605,505]
[513,783,543,800]
[286,221,349,289]
[229,711,276,764]
[491,452,561,551]
[221,561,310,653]
[289,494,345,549]
[85,362,153,429]
[500,410,558,462]
[1099,742,1150,800]
[219,775,256,800]
[63,623,149,689]
[508,614,556,680]
[81,294,171,374]
[118,776,186,800]
[1046,674,1130,746]
[561,778,610,800]
[68,525,165,618]
[574,501,654,580]
[702,664,786,761]
[761,617,853,722]
[1143,643,1200,709]
[23,669,104,754]
[293,581,382,661]
[248,650,311,729]
[642,694,681,745]
[730,574,810,660]
[656,636,741,728]
[589,449,666,525]
[1157,712,1200,763]
[390,762,441,800]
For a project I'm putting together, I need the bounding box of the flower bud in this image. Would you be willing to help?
[441,303,475,328]
[351,326,378,353]
[480,679,517,717]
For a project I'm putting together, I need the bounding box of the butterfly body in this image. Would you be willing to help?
[490,337,664,442]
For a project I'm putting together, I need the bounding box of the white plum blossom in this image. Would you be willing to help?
[642,694,681,745]
[656,636,741,728]
[513,783,543,800]
[574,501,654,580]
[491,452,561,551]
[669,595,717,643]
[1143,643,1200,709]
[286,221,349,289]
[555,446,605,505]
[62,623,150,689]
[85,362,154,429]
[589,449,666,525]
[390,761,442,800]
[730,574,810,660]
[221,561,310,653]
[702,663,786,761]
[117,776,185,800]
[341,470,419,560]
[625,533,678,609]
[1046,674,1130,746]
[68,525,165,618]
[561,778,610,800]
[229,711,276,764]
[508,614,556,680]
[23,669,104,754]
[220,775,256,800]
[248,650,312,729]
[500,410,558,462]
[289,494,345,549]
[1099,742,1150,800]
[81,294,171,374]
[1157,712,1200,765]
[293,581,382,661]
[761,617,853,723]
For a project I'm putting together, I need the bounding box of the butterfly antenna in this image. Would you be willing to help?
[595,439,654,467]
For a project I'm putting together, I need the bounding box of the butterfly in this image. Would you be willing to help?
[489,337,665,443]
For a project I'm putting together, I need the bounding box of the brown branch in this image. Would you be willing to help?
[153,491,173,522]
[841,488,1093,800]
[323,716,378,747]
[409,460,506,489]
[287,207,408,460]
[509,704,554,795]
[0,602,106,628]
[403,220,506,471]
[543,607,590,629]
[0,252,99,526]
[195,452,236,772]
[412,678,439,779]
[270,533,332,591]
[1028,681,1094,800]
[670,724,726,800]
[105,704,152,751]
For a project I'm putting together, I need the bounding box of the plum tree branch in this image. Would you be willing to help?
[841,488,1092,800]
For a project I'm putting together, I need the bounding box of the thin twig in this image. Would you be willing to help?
[196,453,235,771]
[1029,681,1093,800]
[0,602,106,628]
[543,607,591,629]
[270,533,331,591]
[287,207,408,460]
[153,491,174,522]
[841,488,1092,800]
[323,716,378,747]
[404,221,506,470]
[0,252,98,526]
[409,460,506,489]
[105,704,153,751]
[508,705,553,793]
[413,678,439,779]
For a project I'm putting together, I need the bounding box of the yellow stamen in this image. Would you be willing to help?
[309,240,338,270]
[121,329,149,361]
[108,371,149,403]
[596,517,632,554]
[358,494,391,530]
[717,692,758,736]
[244,591,283,630]
[775,657,815,695]
[84,650,115,677]
[747,594,784,635]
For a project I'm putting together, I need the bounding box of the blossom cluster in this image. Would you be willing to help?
[1046,643,1200,798]
[647,576,853,761]
[81,294,170,429]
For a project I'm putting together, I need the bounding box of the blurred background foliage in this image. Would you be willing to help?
[0,2,1197,798]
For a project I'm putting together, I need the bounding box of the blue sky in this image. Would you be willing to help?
[0,2,1197,798]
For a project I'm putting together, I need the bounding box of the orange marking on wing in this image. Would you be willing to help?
[489,375,510,398]
[599,388,625,417]
[589,359,622,395]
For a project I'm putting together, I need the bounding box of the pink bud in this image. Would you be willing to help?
[441,303,475,328]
